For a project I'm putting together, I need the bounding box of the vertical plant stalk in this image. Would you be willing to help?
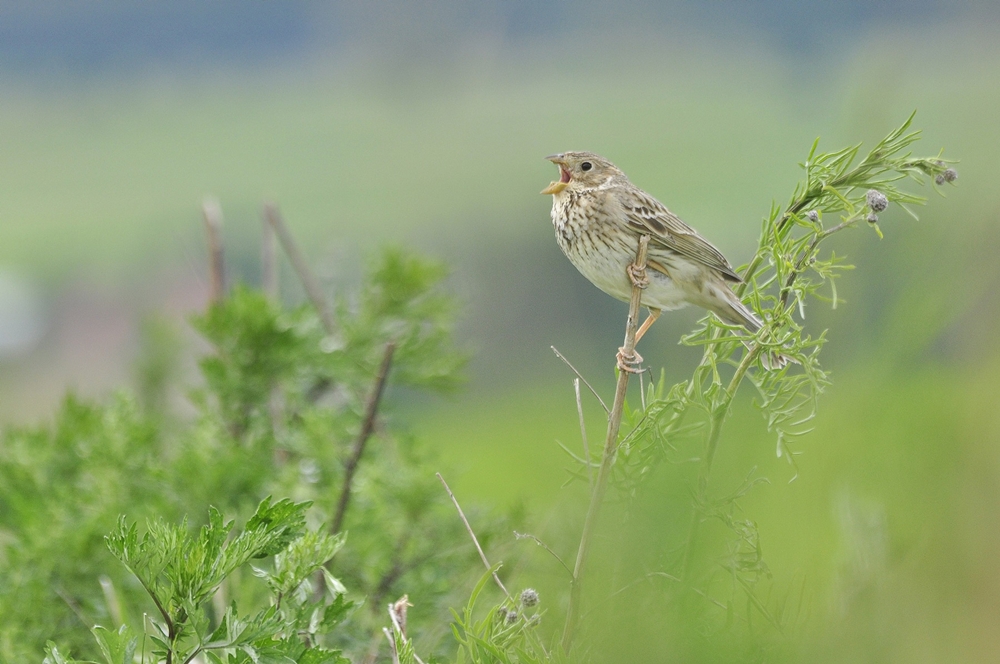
[331,342,396,535]
[562,234,650,652]
[261,208,279,300]
[202,198,226,302]
[263,202,337,335]
[260,210,286,450]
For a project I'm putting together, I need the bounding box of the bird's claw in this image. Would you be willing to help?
[616,347,645,374]
[627,264,649,289]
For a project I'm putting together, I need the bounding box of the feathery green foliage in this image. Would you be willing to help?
[0,247,500,663]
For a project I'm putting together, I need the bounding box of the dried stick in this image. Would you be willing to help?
[263,202,336,335]
[437,472,511,599]
[562,234,650,652]
[383,595,427,664]
[382,626,401,664]
[331,342,396,535]
[551,346,609,414]
[202,198,226,302]
[514,531,573,578]
[260,208,285,447]
[574,378,594,490]
[261,207,279,300]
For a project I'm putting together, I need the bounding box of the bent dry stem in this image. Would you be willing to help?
[562,234,650,652]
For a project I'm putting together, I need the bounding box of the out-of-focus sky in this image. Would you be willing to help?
[1,1,986,74]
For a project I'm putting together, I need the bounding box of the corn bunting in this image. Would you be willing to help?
[542,151,783,368]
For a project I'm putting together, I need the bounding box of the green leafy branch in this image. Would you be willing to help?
[49,498,351,664]
[554,114,957,652]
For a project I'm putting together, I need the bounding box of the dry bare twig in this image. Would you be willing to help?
[263,202,336,335]
[260,207,279,300]
[201,198,226,302]
[331,342,397,535]
[437,472,511,600]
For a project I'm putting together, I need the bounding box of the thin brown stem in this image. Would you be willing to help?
[261,207,279,300]
[437,472,511,599]
[562,234,650,653]
[574,378,594,490]
[552,346,609,414]
[331,342,396,535]
[263,202,336,335]
[514,531,573,578]
[202,198,226,303]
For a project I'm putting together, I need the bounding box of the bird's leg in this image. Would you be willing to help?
[634,308,661,343]
[616,347,645,373]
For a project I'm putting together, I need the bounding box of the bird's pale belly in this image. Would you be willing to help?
[559,233,691,312]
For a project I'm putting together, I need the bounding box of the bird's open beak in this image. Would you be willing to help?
[541,154,570,195]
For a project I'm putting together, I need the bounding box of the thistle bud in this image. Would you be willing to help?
[806,210,819,223]
[520,588,540,607]
[506,610,519,624]
[867,212,879,224]
[935,174,945,185]
[942,168,958,182]
[866,189,888,213]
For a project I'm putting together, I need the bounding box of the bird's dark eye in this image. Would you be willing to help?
[581,161,593,171]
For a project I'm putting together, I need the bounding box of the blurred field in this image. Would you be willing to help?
[3,25,998,413]
[2,13,1000,661]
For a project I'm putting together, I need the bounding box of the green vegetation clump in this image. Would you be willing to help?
[0,249,509,663]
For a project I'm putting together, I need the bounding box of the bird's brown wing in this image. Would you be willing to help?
[619,190,743,283]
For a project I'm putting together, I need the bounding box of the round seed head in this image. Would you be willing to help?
[943,168,958,182]
[506,610,519,624]
[935,174,945,185]
[867,212,879,224]
[866,189,888,213]
[806,210,819,223]
[520,588,540,607]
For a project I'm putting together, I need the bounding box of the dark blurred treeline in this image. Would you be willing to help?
[1,0,994,75]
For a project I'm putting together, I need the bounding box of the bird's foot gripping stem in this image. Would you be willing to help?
[627,263,649,289]
[616,347,645,374]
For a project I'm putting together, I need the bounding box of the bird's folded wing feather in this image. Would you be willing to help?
[621,193,743,283]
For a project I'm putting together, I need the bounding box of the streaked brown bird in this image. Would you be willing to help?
[542,151,779,367]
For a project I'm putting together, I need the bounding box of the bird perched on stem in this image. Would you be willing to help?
[542,151,785,369]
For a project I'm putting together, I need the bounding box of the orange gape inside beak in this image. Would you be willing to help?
[541,165,571,195]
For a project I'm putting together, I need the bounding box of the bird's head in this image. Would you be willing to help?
[541,152,624,195]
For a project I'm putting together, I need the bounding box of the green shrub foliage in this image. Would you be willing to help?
[0,249,503,663]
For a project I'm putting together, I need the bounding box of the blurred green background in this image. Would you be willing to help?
[1,2,999,661]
